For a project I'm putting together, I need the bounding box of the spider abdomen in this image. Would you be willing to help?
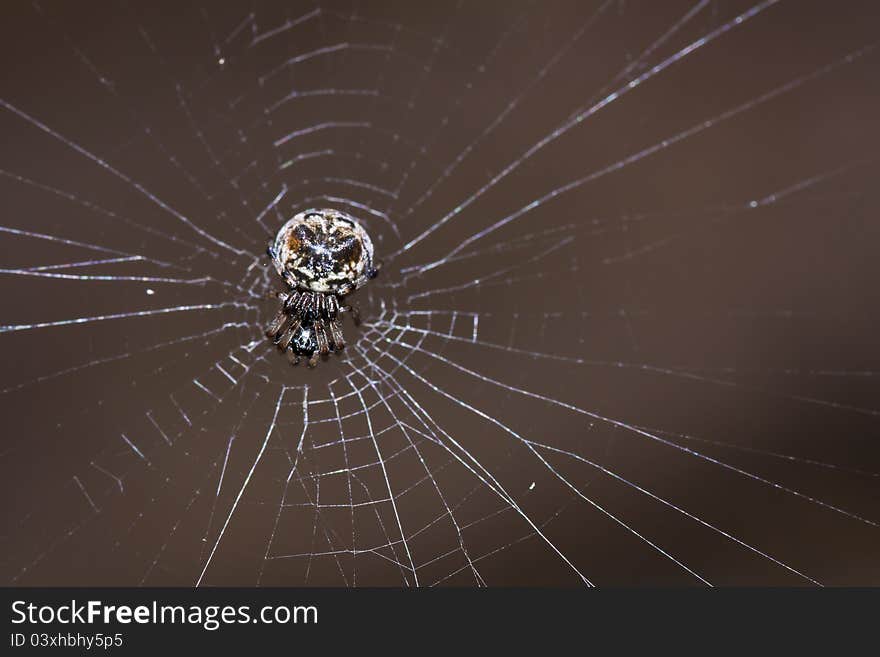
[271,209,376,294]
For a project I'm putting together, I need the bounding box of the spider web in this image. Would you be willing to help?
[1,0,879,586]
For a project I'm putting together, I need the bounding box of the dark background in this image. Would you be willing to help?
[1,0,878,586]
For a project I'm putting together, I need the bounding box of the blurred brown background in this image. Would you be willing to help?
[1,0,878,586]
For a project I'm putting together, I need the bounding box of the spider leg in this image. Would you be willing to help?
[341,303,361,325]
[314,318,330,358]
[328,317,345,350]
[284,290,301,310]
[265,308,288,338]
[277,317,301,350]
[299,292,314,316]
[288,291,302,313]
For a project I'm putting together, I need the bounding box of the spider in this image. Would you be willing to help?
[265,208,380,367]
